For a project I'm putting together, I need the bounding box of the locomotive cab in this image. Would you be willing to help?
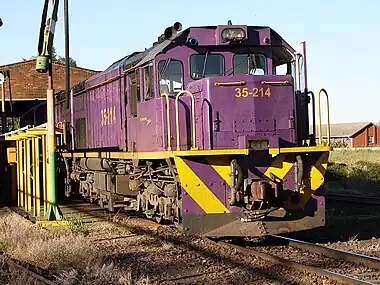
[154,23,311,152]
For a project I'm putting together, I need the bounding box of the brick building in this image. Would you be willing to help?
[314,122,380,147]
[0,59,98,130]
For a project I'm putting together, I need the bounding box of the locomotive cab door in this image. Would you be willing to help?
[126,68,140,152]
[126,63,161,152]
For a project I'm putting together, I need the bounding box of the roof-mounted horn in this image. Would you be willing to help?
[164,22,183,39]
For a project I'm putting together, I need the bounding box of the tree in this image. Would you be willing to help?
[57,55,77,67]
[51,46,58,60]
[28,45,77,67]
[52,45,77,67]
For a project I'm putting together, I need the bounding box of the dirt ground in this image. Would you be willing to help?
[324,237,380,258]
[0,210,349,285]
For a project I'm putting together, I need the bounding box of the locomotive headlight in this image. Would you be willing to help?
[221,28,246,41]
[249,140,269,150]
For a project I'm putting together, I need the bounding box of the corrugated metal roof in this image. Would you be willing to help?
[311,122,372,138]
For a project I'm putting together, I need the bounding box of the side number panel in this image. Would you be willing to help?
[235,87,271,98]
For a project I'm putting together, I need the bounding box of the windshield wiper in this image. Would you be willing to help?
[201,51,209,78]
[249,54,257,75]
[158,58,171,80]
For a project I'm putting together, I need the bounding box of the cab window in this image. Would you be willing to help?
[233,54,266,75]
[158,60,184,94]
[190,54,224,79]
[143,64,154,100]
[129,69,140,117]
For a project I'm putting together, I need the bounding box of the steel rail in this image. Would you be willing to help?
[207,238,376,285]
[271,235,380,270]
[1,253,57,285]
[325,193,380,205]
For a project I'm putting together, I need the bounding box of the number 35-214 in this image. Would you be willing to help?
[235,87,271,98]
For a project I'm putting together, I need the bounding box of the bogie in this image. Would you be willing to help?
[65,157,182,225]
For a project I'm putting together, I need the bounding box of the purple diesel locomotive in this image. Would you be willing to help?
[57,22,331,237]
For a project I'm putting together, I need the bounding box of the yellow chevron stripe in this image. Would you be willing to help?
[174,157,230,214]
[207,154,293,186]
[264,154,293,180]
[310,152,329,190]
[206,156,231,187]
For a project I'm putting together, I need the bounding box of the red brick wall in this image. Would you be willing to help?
[0,59,98,100]
[352,125,380,147]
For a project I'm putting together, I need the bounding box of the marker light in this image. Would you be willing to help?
[221,28,246,41]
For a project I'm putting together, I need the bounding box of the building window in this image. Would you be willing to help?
[368,135,374,144]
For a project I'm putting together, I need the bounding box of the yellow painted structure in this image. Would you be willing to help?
[3,124,64,218]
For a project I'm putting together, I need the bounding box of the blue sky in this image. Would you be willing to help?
[0,0,379,124]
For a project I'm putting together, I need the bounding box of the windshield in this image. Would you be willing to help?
[233,54,266,75]
[158,59,184,94]
[190,53,224,79]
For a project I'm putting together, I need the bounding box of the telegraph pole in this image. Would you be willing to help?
[36,0,61,220]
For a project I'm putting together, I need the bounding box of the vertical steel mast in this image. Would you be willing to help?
[64,0,71,146]
[35,0,61,220]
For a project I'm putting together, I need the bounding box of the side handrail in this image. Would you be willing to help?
[175,90,198,151]
[160,93,172,151]
[307,90,316,146]
[317,88,331,146]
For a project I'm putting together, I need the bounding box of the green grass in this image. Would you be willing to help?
[329,149,380,166]
[326,150,380,192]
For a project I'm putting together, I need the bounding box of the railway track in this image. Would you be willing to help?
[270,235,380,270]
[207,236,380,285]
[1,252,57,285]
[5,201,380,284]
[326,193,380,205]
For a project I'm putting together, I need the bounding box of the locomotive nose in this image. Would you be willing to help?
[193,74,294,150]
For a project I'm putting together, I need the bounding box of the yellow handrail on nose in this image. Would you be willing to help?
[175,90,198,151]
[317,88,331,146]
[160,93,172,151]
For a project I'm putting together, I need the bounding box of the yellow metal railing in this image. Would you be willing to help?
[317,88,331,146]
[160,93,172,151]
[3,124,64,218]
[175,90,198,151]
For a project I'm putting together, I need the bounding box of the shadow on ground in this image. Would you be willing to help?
[9,199,309,285]
[278,162,380,244]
